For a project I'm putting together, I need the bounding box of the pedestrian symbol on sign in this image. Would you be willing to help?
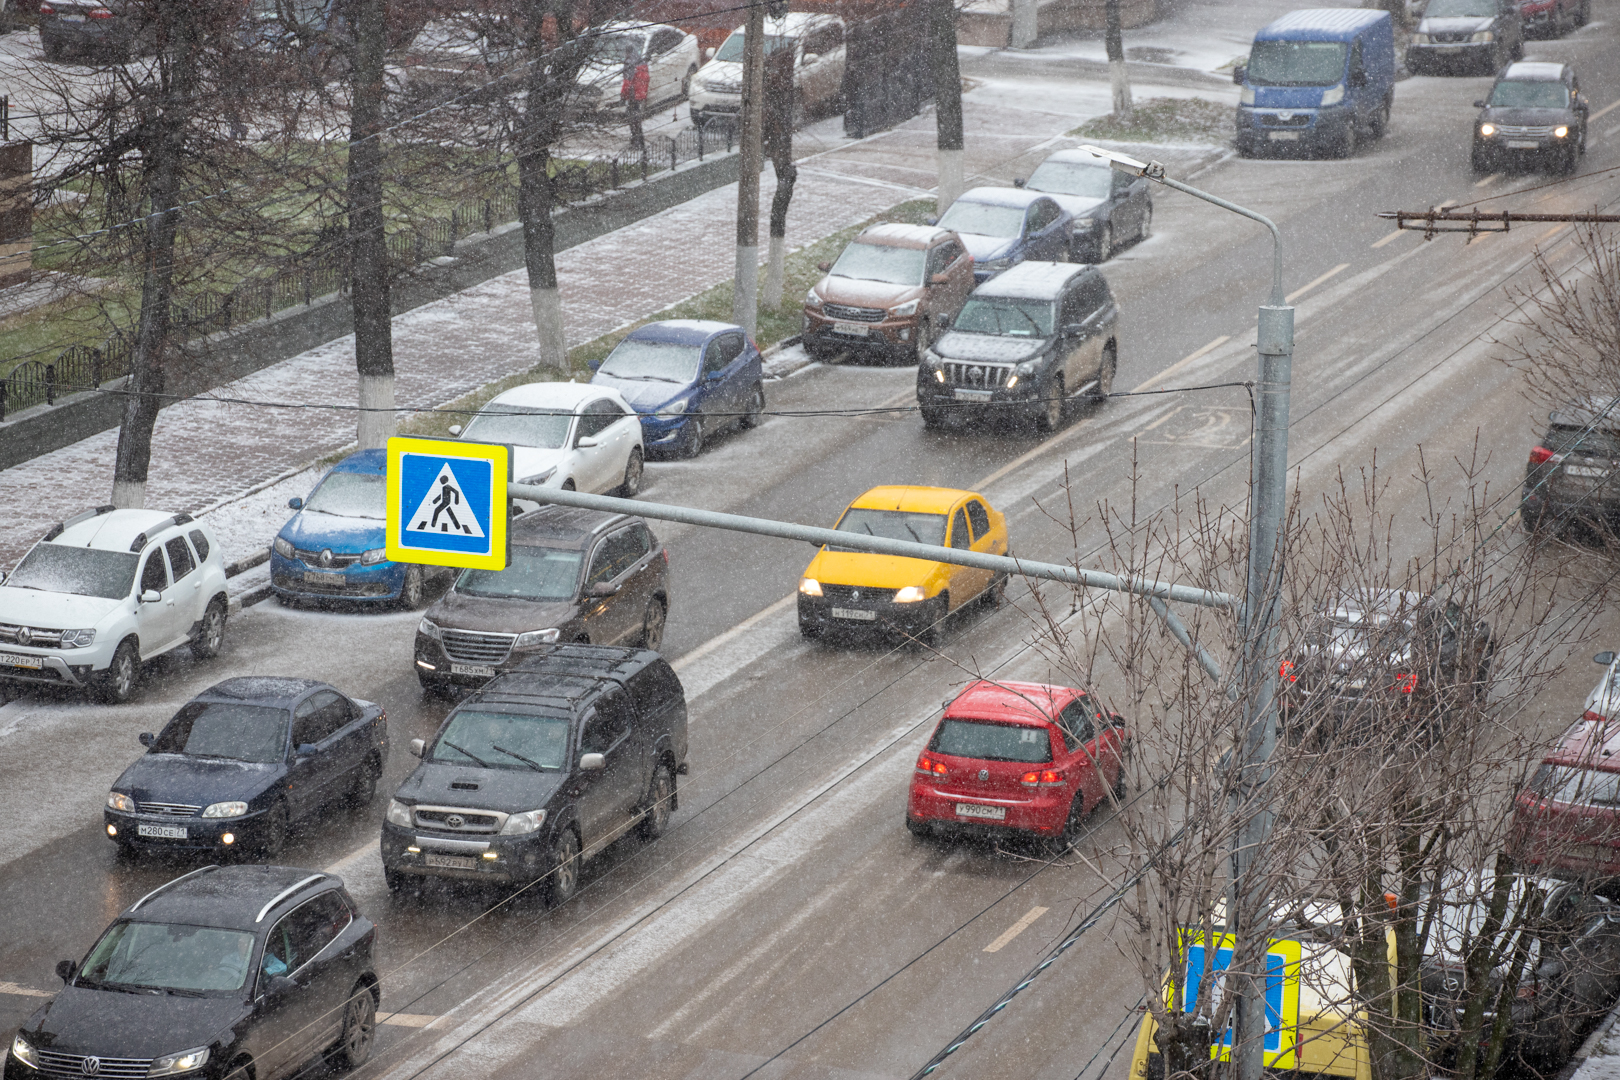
[407,464,485,538]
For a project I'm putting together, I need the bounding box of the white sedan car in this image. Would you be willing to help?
[575,21,703,110]
[451,382,645,511]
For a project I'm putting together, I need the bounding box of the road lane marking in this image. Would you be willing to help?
[673,594,795,674]
[0,982,51,998]
[1592,98,1620,122]
[1468,231,1494,245]
[1474,172,1501,188]
[1371,229,1409,248]
[983,906,1049,952]
[380,1013,439,1028]
[1285,263,1350,303]
[1130,336,1232,394]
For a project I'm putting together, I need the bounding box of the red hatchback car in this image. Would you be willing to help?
[907,679,1128,842]
[1512,712,1620,877]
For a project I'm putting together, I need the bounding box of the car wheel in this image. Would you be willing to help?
[1094,223,1112,263]
[1471,144,1492,174]
[418,673,451,699]
[384,866,412,896]
[1559,143,1579,175]
[639,763,674,841]
[1111,744,1130,803]
[96,639,140,704]
[349,754,381,807]
[190,598,227,659]
[617,448,644,497]
[1576,0,1590,24]
[397,565,425,610]
[638,597,667,651]
[681,415,705,458]
[1035,373,1064,433]
[985,571,1009,608]
[1139,206,1153,242]
[1052,792,1087,852]
[1510,38,1523,60]
[739,384,765,429]
[261,800,289,859]
[330,987,377,1071]
[905,814,931,837]
[1334,120,1358,159]
[681,65,696,98]
[798,618,822,640]
[546,829,581,907]
[920,403,948,429]
[1370,95,1391,139]
[918,593,948,647]
[561,479,576,491]
[1092,342,1117,403]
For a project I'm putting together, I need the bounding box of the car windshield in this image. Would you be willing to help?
[150,701,289,763]
[936,200,1025,239]
[1026,161,1112,199]
[6,543,139,600]
[1426,0,1497,14]
[830,242,927,286]
[930,719,1053,763]
[832,507,946,549]
[303,472,385,519]
[79,920,256,995]
[455,545,583,601]
[1246,41,1348,86]
[1490,80,1570,108]
[431,709,570,770]
[597,340,701,384]
[1531,763,1620,807]
[952,297,1055,337]
[713,30,795,62]
[462,406,574,449]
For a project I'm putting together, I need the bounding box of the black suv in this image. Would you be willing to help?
[382,645,688,900]
[916,261,1118,432]
[414,507,670,696]
[1522,400,1620,532]
[1473,62,1588,174]
[7,865,378,1080]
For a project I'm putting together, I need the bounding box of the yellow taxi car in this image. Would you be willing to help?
[798,485,1009,643]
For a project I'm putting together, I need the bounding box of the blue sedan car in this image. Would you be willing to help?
[270,450,443,607]
[934,187,1073,283]
[590,319,767,458]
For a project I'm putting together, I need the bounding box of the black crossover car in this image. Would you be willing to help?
[916,261,1118,432]
[6,865,378,1080]
[104,678,389,858]
[1522,399,1620,533]
[384,645,688,900]
[1473,62,1588,174]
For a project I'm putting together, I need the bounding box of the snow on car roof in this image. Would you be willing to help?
[1501,61,1568,82]
[974,260,1088,300]
[626,319,738,345]
[487,380,622,410]
[53,508,179,552]
[954,186,1048,209]
[1041,148,1113,168]
[1258,7,1387,40]
[855,223,949,249]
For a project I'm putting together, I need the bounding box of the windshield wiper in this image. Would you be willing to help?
[161,986,209,997]
[440,740,493,768]
[491,744,546,772]
[1010,307,1044,336]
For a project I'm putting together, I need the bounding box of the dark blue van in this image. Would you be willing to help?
[1234,9,1396,159]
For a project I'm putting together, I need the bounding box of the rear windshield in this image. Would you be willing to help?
[1546,423,1620,458]
[1490,81,1569,109]
[431,709,571,771]
[456,545,582,601]
[303,472,385,519]
[7,543,139,600]
[833,507,946,548]
[937,201,1025,239]
[953,297,1055,337]
[1026,161,1112,199]
[151,701,290,763]
[931,718,1053,763]
[1426,0,1497,15]
[830,242,927,286]
[1530,763,1620,807]
[1246,41,1347,87]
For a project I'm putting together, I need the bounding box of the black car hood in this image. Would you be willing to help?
[23,984,246,1058]
[932,332,1049,364]
[115,755,282,807]
[396,760,567,813]
[425,587,580,636]
[1482,105,1577,125]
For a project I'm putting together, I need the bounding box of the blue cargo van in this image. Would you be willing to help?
[1234,9,1396,159]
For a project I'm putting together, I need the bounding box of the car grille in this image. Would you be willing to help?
[138,801,202,817]
[942,361,1012,388]
[703,78,741,94]
[1259,113,1311,127]
[414,806,503,833]
[440,629,515,664]
[820,584,894,606]
[35,1051,153,1080]
[0,623,64,648]
[1427,30,1474,42]
[822,303,886,322]
[274,573,391,597]
[293,548,361,568]
[1495,124,1556,137]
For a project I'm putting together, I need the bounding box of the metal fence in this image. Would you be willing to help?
[1,125,737,421]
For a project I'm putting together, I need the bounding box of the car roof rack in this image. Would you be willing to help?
[129,864,221,912]
[42,505,116,543]
[255,874,327,924]
[128,513,196,553]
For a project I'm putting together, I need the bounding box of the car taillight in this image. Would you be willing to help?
[1516,983,1537,999]
[1584,710,1609,725]
[1394,673,1418,694]
[38,2,54,12]
[87,7,114,16]
[1020,768,1065,787]
[916,754,947,777]
[1529,445,1564,466]
[1279,660,1297,683]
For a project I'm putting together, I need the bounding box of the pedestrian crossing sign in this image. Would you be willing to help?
[385,437,509,570]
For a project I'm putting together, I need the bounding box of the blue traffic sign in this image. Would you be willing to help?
[385,437,509,570]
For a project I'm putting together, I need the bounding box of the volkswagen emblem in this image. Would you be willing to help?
[317,549,335,568]
[15,626,30,647]
[81,1057,101,1077]
[978,769,989,781]
[445,814,466,829]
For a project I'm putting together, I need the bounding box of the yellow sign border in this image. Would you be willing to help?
[385,436,509,571]
[1172,930,1304,1070]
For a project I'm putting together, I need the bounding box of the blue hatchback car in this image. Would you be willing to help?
[590,319,767,458]
[935,187,1073,283]
[270,450,441,608]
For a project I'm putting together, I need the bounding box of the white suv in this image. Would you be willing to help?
[0,507,229,703]
[689,12,846,127]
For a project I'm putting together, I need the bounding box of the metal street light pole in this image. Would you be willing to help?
[1082,146,1292,1080]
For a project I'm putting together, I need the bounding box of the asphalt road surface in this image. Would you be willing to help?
[5,9,1620,1080]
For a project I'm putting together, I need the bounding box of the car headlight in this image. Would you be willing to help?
[1240,84,1255,105]
[1470,29,1494,41]
[1320,84,1344,106]
[107,791,136,813]
[1480,122,1497,136]
[805,289,823,308]
[386,799,414,827]
[893,586,928,604]
[1411,31,1430,42]
[360,548,387,566]
[499,808,546,835]
[799,577,823,597]
[919,349,941,368]
[515,628,560,648]
[1554,125,1569,138]
[1073,217,1100,231]
[519,467,557,485]
[11,1034,39,1070]
[201,801,248,819]
[657,398,689,418]
[273,536,295,559]
[891,299,920,318]
[983,257,1013,271]
[148,1046,210,1077]
[1015,360,1040,375]
[58,628,96,649]
[417,618,442,641]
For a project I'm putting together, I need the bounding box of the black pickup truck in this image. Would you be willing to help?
[381,645,688,902]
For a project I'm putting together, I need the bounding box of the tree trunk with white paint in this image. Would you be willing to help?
[732,0,765,335]
[347,0,395,449]
[356,374,395,450]
[1010,0,1036,49]
[1105,0,1132,119]
[930,0,965,215]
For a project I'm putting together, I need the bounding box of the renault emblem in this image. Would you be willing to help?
[445,814,465,829]
[978,769,989,781]
[16,626,30,647]
[850,590,860,601]
[81,1058,101,1077]
[318,549,335,568]
[1278,111,1294,121]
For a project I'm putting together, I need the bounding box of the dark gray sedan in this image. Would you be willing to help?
[1017,149,1152,264]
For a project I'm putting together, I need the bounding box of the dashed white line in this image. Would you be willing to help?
[1131,335,1232,394]
[1285,262,1350,303]
[983,906,1050,953]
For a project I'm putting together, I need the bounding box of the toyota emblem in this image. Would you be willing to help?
[16,626,30,647]
[968,366,984,385]
[445,814,466,829]
[81,1057,101,1077]
[317,549,335,568]
[978,769,989,781]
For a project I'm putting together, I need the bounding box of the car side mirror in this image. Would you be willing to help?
[287,496,304,510]
[1063,323,1085,335]
[56,960,76,983]
[935,312,952,329]
[817,261,832,272]
[141,589,162,604]
[1012,177,1026,188]
[924,215,938,226]
[0,570,7,586]
[409,738,425,758]
[264,975,298,999]
[929,272,949,285]
[579,752,606,771]
[1596,652,1617,666]
[801,51,818,64]
[704,46,714,60]
[1473,99,1487,108]
[576,435,599,448]
[1232,63,1246,85]
[296,742,318,758]
[587,580,619,597]
[139,732,155,747]
[448,424,463,437]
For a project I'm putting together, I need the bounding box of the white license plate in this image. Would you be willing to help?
[424,853,478,870]
[450,663,497,676]
[956,803,1006,820]
[137,823,188,840]
[953,388,994,402]
[1506,140,1540,149]
[1268,131,1301,141]
[832,322,869,337]
[830,607,877,621]
[303,571,346,585]
[0,652,40,669]
[59,12,85,19]
[1565,465,1609,478]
